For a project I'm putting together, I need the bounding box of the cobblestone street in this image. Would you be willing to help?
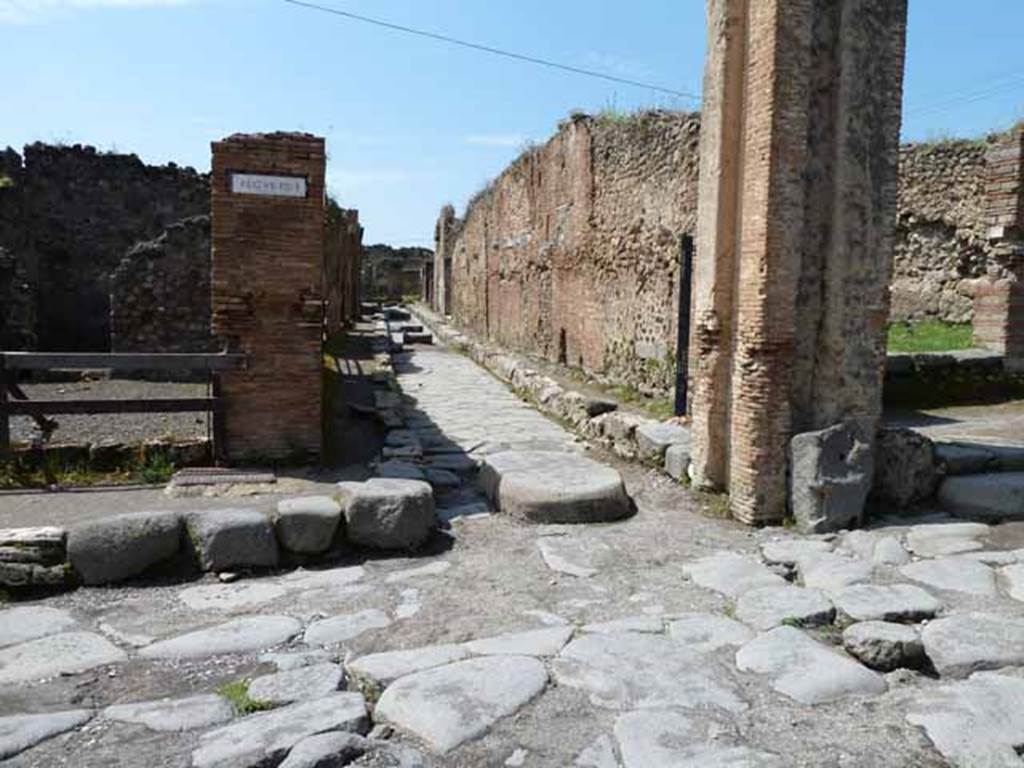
[3,340,1024,767]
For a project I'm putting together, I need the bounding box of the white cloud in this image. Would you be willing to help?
[0,0,194,24]
[464,133,525,149]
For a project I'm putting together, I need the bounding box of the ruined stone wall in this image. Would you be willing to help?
[109,215,214,353]
[325,207,363,335]
[0,143,208,352]
[362,244,432,302]
[446,111,701,393]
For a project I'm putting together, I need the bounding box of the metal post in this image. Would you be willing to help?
[0,356,9,458]
[674,234,694,417]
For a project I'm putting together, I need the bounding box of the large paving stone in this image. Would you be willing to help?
[1001,562,1024,602]
[790,422,872,533]
[0,709,93,760]
[479,451,632,524]
[613,710,782,768]
[0,606,77,648]
[904,521,988,557]
[842,621,925,671]
[938,473,1024,521]
[248,663,344,705]
[178,581,287,612]
[279,732,368,768]
[900,557,998,596]
[735,585,834,630]
[338,478,436,550]
[374,656,548,753]
[907,670,1024,767]
[0,631,126,684]
[666,614,756,652]
[799,552,873,594]
[735,626,886,704]
[186,509,279,572]
[103,694,233,732]
[536,537,602,578]
[303,609,392,646]
[920,613,1024,677]
[582,616,665,635]
[274,496,342,554]
[139,616,302,660]
[552,633,746,712]
[760,538,832,568]
[832,583,941,622]
[635,421,690,462]
[682,552,787,599]
[191,693,368,768]
[348,643,472,686]
[67,510,181,585]
[465,626,573,657]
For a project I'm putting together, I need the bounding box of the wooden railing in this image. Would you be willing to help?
[0,352,247,458]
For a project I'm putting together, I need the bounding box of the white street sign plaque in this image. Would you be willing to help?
[230,173,307,198]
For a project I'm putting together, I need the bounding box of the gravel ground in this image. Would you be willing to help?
[9,379,210,446]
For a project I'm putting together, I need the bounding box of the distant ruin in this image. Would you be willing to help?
[362,244,432,302]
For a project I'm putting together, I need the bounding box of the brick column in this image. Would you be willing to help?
[211,133,326,461]
[689,0,907,524]
[974,129,1024,369]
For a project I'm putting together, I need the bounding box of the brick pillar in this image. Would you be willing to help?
[689,0,907,524]
[211,132,326,461]
[974,129,1024,369]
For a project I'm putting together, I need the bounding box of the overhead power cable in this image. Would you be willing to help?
[282,0,699,102]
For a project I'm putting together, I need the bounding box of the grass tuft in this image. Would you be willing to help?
[216,679,274,715]
[887,321,974,354]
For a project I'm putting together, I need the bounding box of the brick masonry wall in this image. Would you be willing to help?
[325,206,363,336]
[443,111,700,395]
[109,215,214,353]
[211,133,326,461]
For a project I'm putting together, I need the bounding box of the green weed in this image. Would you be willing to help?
[216,679,274,715]
[887,321,974,353]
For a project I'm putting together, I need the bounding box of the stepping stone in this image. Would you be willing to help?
[760,538,832,568]
[67,511,181,585]
[842,621,925,671]
[274,496,342,554]
[907,670,1024,766]
[349,643,472,686]
[338,478,436,551]
[480,451,632,523]
[582,616,665,635]
[552,633,746,712]
[613,710,782,768]
[635,421,690,462]
[537,537,604,578]
[904,522,989,557]
[374,656,548,753]
[0,632,126,684]
[191,693,368,768]
[900,557,998,596]
[103,694,233,732]
[140,616,301,660]
[0,710,92,760]
[735,626,886,704]
[304,609,392,646]
[920,613,1024,677]
[464,626,573,657]
[832,583,941,622]
[735,585,835,630]
[666,614,756,652]
[682,552,787,598]
[280,732,368,768]
[938,473,1024,521]
[248,663,344,705]
[186,509,279,572]
[178,581,287,612]
[0,606,77,649]
[799,553,873,594]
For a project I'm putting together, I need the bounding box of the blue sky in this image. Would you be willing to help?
[3,0,1022,247]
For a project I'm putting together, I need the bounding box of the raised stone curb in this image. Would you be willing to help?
[186,508,279,572]
[274,496,342,554]
[67,510,182,585]
[337,478,436,550]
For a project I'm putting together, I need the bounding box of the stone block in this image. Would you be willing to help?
[337,478,436,550]
[664,443,691,482]
[874,427,941,508]
[67,510,182,585]
[274,496,342,554]
[635,421,691,463]
[790,422,873,534]
[186,509,279,571]
[937,472,1024,521]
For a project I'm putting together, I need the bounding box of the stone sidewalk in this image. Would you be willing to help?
[3,342,1024,766]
